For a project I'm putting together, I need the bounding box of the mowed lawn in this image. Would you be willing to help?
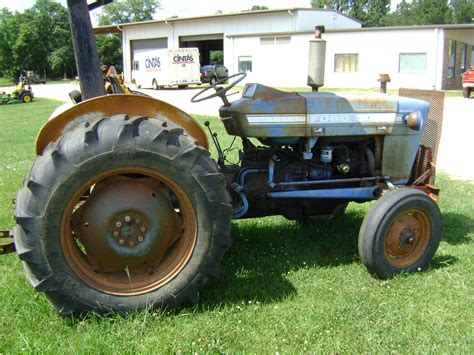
[0,98,472,352]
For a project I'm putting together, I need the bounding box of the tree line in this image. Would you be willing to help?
[0,0,75,81]
[0,0,472,82]
[311,0,474,27]
[0,0,159,82]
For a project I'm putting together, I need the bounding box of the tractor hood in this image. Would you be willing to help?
[220,83,429,140]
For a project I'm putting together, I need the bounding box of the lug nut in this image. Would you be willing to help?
[125,216,131,222]
[129,241,135,247]
[140,226,146,232]
[119,239,125,245]
[138,236,144,242]
[116,221,122,228]
[135,218,141,224]
[113,231,119,237]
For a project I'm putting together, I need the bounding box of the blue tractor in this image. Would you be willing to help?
[0,0,442,314]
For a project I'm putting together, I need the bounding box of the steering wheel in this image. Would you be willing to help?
[191,72,247,105]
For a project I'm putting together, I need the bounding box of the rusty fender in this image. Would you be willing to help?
[35,94,208,155]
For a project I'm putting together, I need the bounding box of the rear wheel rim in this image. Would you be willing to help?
[384,208,431,268]
[60,166,197,296]
[23,94,31,102]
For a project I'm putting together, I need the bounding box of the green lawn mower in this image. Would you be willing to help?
[0,73,34,105]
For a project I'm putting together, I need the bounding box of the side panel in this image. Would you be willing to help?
[36,94,208,155]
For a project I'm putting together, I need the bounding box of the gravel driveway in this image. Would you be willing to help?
[4,82,472,181]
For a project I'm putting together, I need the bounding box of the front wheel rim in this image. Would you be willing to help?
[60,166,197,296]
[384,208,431,268]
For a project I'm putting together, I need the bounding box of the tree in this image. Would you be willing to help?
[311,0,351,13]
[311,0,472,26]
[384,0,452,26]
[364,0,391,27]
[0,8,20,78]
[251,5,269,11]
[0,0,75,80]
[96,33,123,71]
[95,0,161,71]
[450,0,474,23]
[311,0,390,26]
[97,0,161,26]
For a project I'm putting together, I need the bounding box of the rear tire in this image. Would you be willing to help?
[463,87,471,98]
[14,115,232,314]
[210,77,217,86]
[358,188,441,279]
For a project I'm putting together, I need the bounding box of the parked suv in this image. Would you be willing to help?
[201,64,228,85]
[462,65,474,98]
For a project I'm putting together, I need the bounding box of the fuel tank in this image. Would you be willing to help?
[219,83,429,141]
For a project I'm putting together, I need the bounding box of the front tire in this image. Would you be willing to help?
[20,92,32,103]
[152,80,159,90]
[358,188,441,279]
[14,115,232,314]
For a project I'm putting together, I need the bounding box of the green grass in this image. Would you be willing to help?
[0,99,472,352]
[0,77,16,87]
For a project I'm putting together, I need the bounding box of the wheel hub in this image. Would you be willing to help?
[399,227,416,247]
[72,177,182,274]
[111,214,148,248]
[384,209,431,268]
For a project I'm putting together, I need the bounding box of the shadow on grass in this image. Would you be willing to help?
[431,254,458,269]
[199,206,468,309]
[441,212,473,245]
[199,212,364,308]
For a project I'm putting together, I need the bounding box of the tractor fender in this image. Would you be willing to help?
[35,94,208,155]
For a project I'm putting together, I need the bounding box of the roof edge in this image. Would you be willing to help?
[93,7,362,31]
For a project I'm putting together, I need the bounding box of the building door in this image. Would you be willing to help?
[179,34,224,66]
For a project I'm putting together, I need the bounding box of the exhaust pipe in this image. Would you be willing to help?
[307,25,326,92]
[67,0,106,100]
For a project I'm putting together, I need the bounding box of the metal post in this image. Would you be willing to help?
[67,0,106,100]
[377,74,391,94]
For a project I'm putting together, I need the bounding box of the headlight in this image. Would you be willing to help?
[403,111,422,131]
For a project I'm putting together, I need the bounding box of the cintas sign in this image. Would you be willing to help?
[173,54,194,64]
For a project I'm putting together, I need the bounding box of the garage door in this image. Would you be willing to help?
[179,34,223,42]
[131,38,168,55]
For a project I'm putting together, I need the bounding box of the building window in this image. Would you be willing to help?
[238,56,252,72]
[260,37,274,45]
[448,40,456,78]
[334,54,358,72]
[461,43,467,72]
[276,36,291,44]
[399,53,427,74]
[260,36,291,45]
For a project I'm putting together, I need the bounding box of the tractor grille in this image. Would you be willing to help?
[410,144,433,185]
[399,88,445,163]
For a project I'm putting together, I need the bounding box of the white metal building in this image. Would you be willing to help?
[94,8,474,90]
